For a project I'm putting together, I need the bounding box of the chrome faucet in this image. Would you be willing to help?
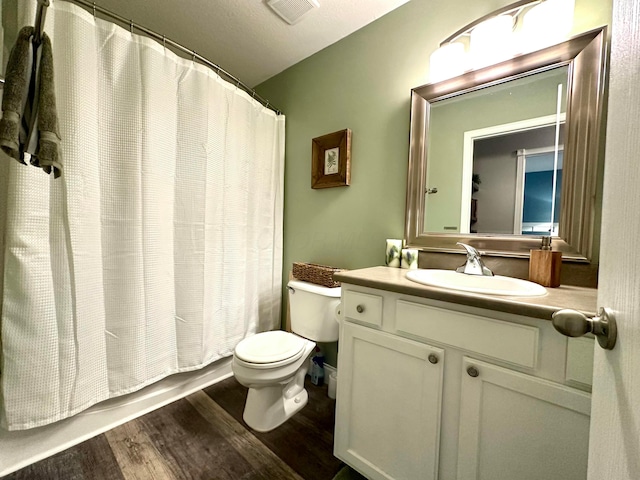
[456,242,494,276]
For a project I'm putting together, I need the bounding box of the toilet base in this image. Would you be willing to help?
[243,383,309,432]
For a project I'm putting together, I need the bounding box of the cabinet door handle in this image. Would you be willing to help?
[356,305,365,313]
[467,366,479,378]
[428,354,439,364]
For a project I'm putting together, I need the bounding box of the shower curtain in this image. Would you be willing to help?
[0,0,285,430]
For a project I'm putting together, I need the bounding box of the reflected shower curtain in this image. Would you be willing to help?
[0,0,284,430]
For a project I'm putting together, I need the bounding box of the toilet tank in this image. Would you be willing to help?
[288,280,341,342]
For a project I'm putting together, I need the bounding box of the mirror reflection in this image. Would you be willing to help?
[424,66,568,236]
[471,121,566,236]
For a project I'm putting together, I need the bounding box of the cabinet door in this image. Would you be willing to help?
[457,357,591,480]
[335,322,444,480]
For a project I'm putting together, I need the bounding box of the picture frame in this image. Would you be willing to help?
[311,128,352,189]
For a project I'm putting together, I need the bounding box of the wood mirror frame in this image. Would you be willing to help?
[404,28,607,262]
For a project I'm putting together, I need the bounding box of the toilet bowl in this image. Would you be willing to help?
[233,331,316,432]
[232,280,341,432]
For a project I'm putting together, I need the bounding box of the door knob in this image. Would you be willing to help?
[551,307,617,350]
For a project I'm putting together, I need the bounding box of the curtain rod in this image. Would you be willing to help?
[1,0,282,115]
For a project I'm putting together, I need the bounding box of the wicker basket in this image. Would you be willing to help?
[292,262,345,288]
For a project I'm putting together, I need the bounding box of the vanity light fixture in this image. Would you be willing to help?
[429,0,575,82]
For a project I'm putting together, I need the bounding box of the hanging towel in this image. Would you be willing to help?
[0,26,62,178]
[29,32,62,177]
[0,27,33,163]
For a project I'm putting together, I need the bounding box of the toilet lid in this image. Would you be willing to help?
[235,331,306,364]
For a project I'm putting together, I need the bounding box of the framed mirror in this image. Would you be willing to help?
[405,28,607,262]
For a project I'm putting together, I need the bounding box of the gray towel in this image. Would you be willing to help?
[29,32,62,178]
[0,27,33,164]
[0,26,62,178]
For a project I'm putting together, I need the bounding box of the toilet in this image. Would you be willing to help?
[232,279,341,432]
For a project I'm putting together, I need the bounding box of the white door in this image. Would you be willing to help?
[587,0,640,478]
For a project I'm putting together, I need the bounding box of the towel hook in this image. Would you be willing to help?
[33,0,50,45]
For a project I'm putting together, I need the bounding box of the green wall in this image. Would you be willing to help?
[256,0,611,367]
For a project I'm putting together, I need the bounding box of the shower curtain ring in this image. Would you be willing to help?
[92,2,96,17]
[129,20,134,33]
[192,50,197,61]
[162,35,166,48]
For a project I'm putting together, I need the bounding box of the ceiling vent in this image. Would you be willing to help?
[267,0,320,25]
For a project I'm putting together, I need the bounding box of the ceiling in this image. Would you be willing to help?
[91,0,410,87]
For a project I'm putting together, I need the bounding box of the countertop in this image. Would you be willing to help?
[333,266,598,321]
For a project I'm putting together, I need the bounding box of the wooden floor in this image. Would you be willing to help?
[4,377,344,480]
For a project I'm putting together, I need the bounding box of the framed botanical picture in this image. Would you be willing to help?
[311,129,352,189]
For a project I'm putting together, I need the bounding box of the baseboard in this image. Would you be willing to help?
[0,357,233,477]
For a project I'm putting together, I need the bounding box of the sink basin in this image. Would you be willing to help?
[406,269,547,297]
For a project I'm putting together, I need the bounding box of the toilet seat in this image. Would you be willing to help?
[235,331,306,366]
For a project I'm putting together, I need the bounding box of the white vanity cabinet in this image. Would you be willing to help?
[334,284,594,480]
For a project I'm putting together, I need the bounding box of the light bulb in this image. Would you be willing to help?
[429,42,466,83]
[470,15,515,70]
[521,0,575,53]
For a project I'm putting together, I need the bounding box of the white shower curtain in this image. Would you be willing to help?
[0,0,284,430]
